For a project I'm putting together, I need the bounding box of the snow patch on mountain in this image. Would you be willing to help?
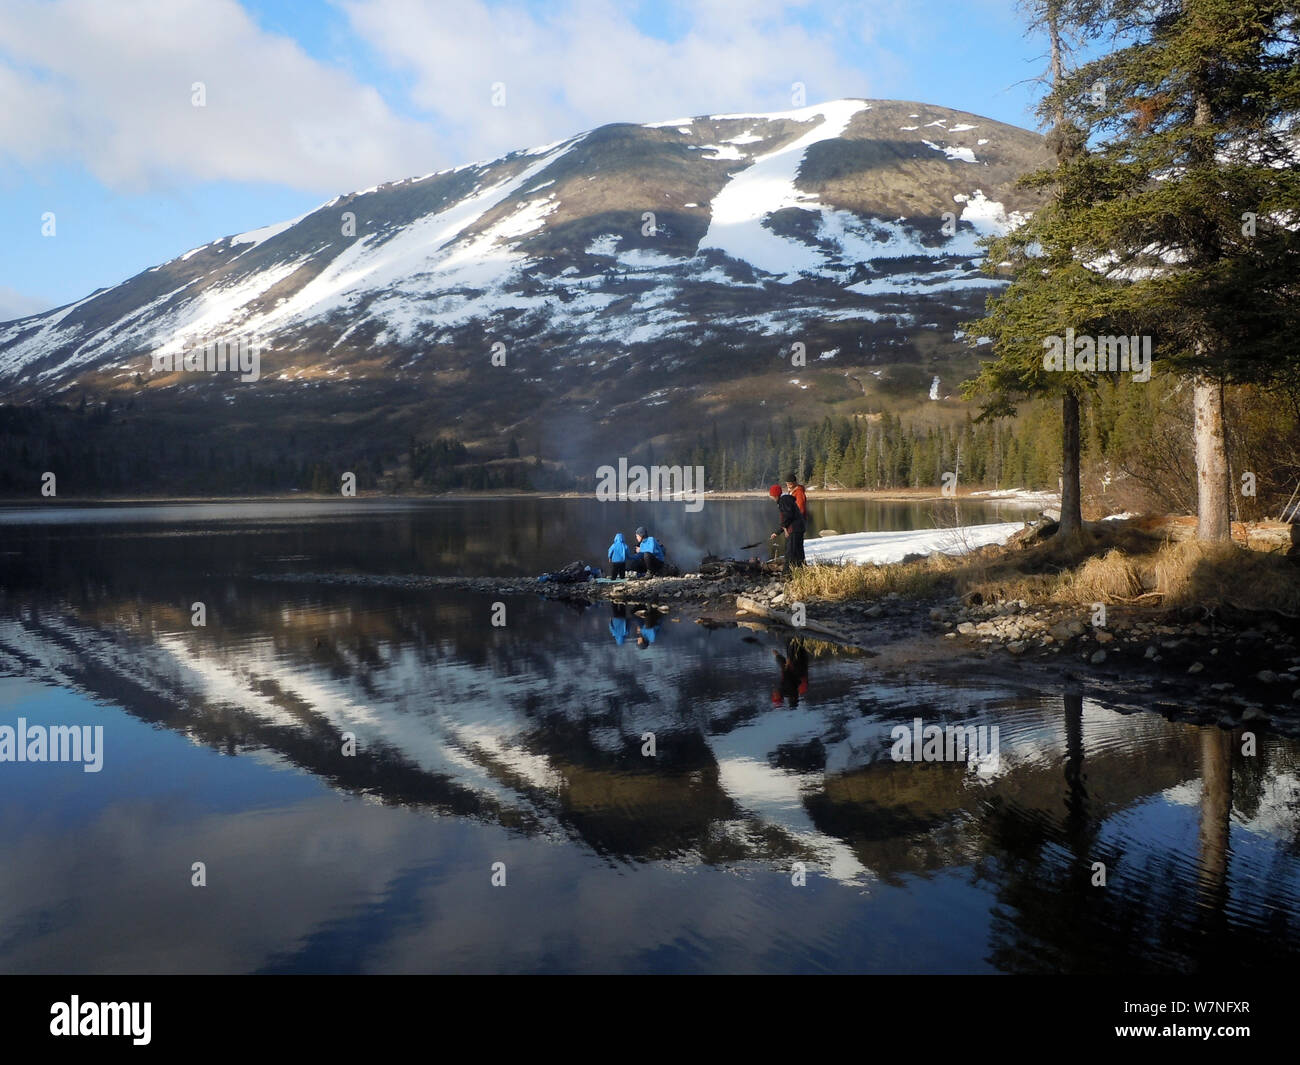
[694,143,747,161]
[848,267,1005,297]
[586,234,621,257]
[698,99,869,279]
[244,140,581,334]
[617,248,684,269]
[230,210,311,248]
[0,292,101,377]
[956,190,1027,233]
[139,257,311,363]
[923,140,977,163]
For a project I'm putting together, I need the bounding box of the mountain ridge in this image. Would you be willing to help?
[0,98,1051,492]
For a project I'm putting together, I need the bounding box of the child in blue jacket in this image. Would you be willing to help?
[607,532,630,578]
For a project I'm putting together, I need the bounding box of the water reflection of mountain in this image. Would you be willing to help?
[2,581,1298,971]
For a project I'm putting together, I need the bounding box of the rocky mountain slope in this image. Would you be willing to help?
[0,99,1049,488]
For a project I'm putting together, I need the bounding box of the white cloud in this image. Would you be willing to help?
[0,285,51,322]
[340,0,881,162]
[0,0,441,193]
[0,0,899,196]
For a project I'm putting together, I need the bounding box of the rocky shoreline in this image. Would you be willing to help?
[254,569,1300,734]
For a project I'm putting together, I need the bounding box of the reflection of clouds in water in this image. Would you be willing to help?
[0,776,950,974]
[0,602,975,893]
[4,589,1300,971]
[1162,771,1300,838]
[5,601,1291,887]
[0,793,422,973]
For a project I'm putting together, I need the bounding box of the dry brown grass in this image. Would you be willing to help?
[960,547,1147,606]
[1151,540,1300,615]
[785,521,1300,616]
[784,553,959,603]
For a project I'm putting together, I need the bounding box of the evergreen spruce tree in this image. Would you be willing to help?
[1047,0,1300,539]
[963,0,1106,539]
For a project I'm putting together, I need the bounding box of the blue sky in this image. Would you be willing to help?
[0,0,1060,318]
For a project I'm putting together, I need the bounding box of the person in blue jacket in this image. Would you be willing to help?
[607,532,631,578]
[634,606,664,648]
[609,603,630,644]
[627,526,666,578]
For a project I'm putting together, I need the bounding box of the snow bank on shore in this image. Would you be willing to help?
[966,489,1059,506]
[804,521,1027,566]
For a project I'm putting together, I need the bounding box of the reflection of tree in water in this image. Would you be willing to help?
[1231,736,1300,859]
[8,577,1300,970]
[984,693,1299,973]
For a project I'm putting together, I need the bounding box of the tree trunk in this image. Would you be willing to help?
[1195,728,1232,914]
[1048,8,1065,130]
[1188,89,1232,544]
[1193,375,1232,542]
[1048,9,1084,544]
[1059,390,1083,538]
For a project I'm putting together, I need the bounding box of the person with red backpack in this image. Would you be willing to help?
[768,484,806,571]
[786,474,816,539]
[785,475,808,521]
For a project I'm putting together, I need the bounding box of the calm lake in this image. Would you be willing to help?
[0,498,1297,973]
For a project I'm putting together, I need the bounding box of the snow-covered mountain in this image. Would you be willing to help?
[0,99,1048,483]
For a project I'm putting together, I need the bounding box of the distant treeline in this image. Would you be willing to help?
[0,401,386,496]
[664,381,1299,518]
[0,402,577,496]
[3,378,1295,517]
[400,435,574,492]
[665,410,1062,492]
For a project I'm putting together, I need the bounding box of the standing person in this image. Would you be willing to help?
[787,475,808,520]
[768,485,805,570]
[786,474,813,537]
[607,532,630,578]
[627,526,666,578]
[765,485,784,563]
